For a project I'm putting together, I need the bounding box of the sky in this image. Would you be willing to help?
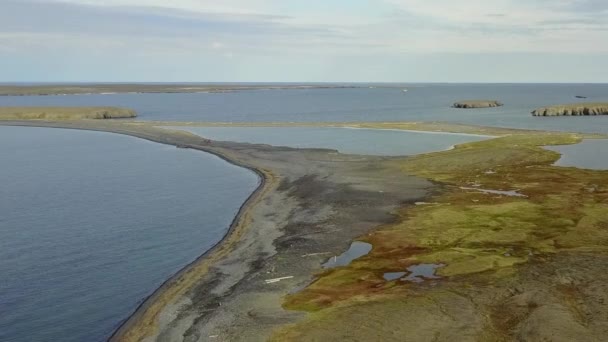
[1,0,607,82]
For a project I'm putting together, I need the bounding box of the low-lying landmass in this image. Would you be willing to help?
[453,100,503,108]
[0,107,136,120]
[1,119,607,341]
[532,103,608,116]
[0,84,366,96]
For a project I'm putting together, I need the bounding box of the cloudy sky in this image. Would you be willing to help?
[1,0,607,82]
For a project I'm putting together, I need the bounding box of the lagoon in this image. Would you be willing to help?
[167,126,490,156]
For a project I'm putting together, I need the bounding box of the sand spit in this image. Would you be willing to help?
[0,120,434,342]
[0,84,369,96]
[0,107,136,120]
[4,120,608,342]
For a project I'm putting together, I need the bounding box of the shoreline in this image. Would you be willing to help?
[135,120,597,137]
[0,121,275,341]
[108,152,271,341]
[4,120,606,341]
[0,120,437,341]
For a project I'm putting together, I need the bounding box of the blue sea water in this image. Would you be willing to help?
[2,83,608,133]
[0,127,259,342]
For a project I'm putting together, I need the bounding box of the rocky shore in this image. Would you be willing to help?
[453,100,503,108]
[0,107,136,120]
[532,103,608,116]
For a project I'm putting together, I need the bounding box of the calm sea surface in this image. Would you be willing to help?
[545,140,608,170]
[0,127,259,342]
[2,83,608,133]
[169,126,490,156]
[2,84,608,341]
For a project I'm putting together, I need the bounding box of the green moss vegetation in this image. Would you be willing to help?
[273,131,608,341]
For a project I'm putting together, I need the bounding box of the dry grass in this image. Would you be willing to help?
[0,107,136,120]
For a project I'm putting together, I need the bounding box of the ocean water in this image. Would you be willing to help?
[2,83,608,133]
[0,127,259,342]
[168,126,490,156]
[545,140,608,170]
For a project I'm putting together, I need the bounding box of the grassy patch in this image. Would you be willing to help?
[278,131,608,339]
[0,107,136,120]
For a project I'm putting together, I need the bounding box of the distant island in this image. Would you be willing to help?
[532,103,608,116]
[453,100,503,109]
[0,107,137,120]
[0,84,366,96]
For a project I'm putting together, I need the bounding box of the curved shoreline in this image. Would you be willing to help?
[0,120,440,341]
[0,121,275,341]
[3,120,608,342]
[109,153,270,341]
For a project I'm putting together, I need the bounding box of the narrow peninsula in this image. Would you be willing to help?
[453,100,503,108]
[532,103,608,116]
[0,107,137,120]
[0,84,364,96]
[3,119,608,342]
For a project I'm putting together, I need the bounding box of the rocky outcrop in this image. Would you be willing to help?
[532,103,608,116]
[453,100,503,109]
[0,107,137,120]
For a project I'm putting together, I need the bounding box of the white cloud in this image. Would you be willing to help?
[46,0,282,15]
[2,0,608,81]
